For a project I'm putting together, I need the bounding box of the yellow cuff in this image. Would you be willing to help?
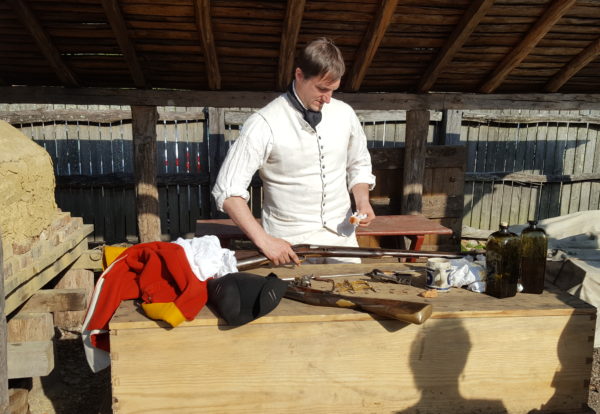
[141,302,186,327]
[102,245,129,270]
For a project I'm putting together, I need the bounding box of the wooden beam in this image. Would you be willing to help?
[101,0,146,88]
[277,0,305,91]
[193,0,221,90]
[3,87,600,110]
[545,37,600,93]
[6,0,79,87]
[7,341,53,380]
[479,0,576,93]
[0,233,8,413]
[418,0,495,93]
[345,0,398,92]
[401,110,430,215]
[132,105,161,243]
[20,288,87,313]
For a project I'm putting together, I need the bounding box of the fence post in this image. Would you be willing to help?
[402,110,430,215]
[132,105,161,242]
[207,107,227,219]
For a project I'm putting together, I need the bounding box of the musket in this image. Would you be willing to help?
[284,274,432,325]
[236,243,475,271]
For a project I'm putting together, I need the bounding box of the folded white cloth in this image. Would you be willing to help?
[173,235,238,281]
[448,255,487,293]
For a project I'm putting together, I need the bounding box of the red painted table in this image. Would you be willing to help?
[196,215,452,252]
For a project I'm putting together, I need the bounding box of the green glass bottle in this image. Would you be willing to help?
[486,222,520,298]
[520,220,547,294]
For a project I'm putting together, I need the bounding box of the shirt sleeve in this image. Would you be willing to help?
[211,113,273,212]
[346,109,376,191]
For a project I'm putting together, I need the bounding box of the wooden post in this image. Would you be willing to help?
[440,109,463,145]
[402,110,430,215]
[0,232,8,414]
[132,106,161,242]
[207,107,228,219]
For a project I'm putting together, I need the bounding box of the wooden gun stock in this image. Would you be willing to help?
[285,284,432,325]
[237,243,473,271]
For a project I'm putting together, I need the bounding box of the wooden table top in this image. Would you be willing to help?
[110,262,595,330]
[196,215,452,238]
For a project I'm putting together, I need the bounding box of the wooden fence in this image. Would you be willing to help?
[1,104,440,244]
[462,110,600,230]
[3,104,599,242]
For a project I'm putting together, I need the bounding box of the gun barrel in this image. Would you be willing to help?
[236,244,473,271]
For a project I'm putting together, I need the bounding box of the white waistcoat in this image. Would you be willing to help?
[257,95,357,242]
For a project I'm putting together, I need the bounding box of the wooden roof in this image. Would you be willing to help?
[1,0,600,96]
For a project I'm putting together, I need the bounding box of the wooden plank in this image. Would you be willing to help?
[7,312,54,343]
[4,238,88,315]
[569,124,588,212]
[101,0,146,87]
[53,269,95,328]
[110,314,592,414]
[560,123,577,215]
[418,0,494,92]
[4,88,600,111]
[277,0,305,90]
[0,108,206,124]
[546,37,600,92]
[8,388,28,414]
[462,110,600,124]
[479,0,577,93]
[345,0,398,91]
[109,266,594,414]
[7,341,53,380]
[132,106,161,243]
[193,0,221,89]
[3,224,93,298]
[6,0,79,87]
[20,288,87,314]
[402,110,430,214]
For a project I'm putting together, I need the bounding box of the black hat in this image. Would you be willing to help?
[207,272,288,326]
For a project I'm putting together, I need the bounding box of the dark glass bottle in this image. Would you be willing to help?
[486,222,520,298]
[520,220,547,294]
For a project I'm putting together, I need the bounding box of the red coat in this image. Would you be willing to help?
[82,242,208,371]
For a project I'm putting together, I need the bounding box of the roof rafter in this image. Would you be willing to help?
[345,0,398,92]
[479,0,576,94]
[6,0,79,87]
[277,0,306,91]
[193,0,221,90]
[545,37,600,92]
[101,0,146,88]
[418,0,495,93]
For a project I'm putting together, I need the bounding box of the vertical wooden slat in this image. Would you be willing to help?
[439,110,463,145]
[132,105,160,243]
[401,110,429,214]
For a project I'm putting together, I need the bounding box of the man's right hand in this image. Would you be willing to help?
[255,234,301,267]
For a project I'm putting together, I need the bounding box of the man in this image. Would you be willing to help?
[212,37,376,266]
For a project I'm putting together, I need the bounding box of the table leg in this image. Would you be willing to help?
[406,235,424,263]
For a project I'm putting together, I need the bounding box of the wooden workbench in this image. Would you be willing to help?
[109,262,595,414]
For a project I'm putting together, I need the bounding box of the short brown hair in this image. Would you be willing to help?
[297,37,345,80]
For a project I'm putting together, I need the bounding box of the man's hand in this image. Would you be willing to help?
[352,183,376,227]
[222,196,301,267]
[255,234,301,267]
